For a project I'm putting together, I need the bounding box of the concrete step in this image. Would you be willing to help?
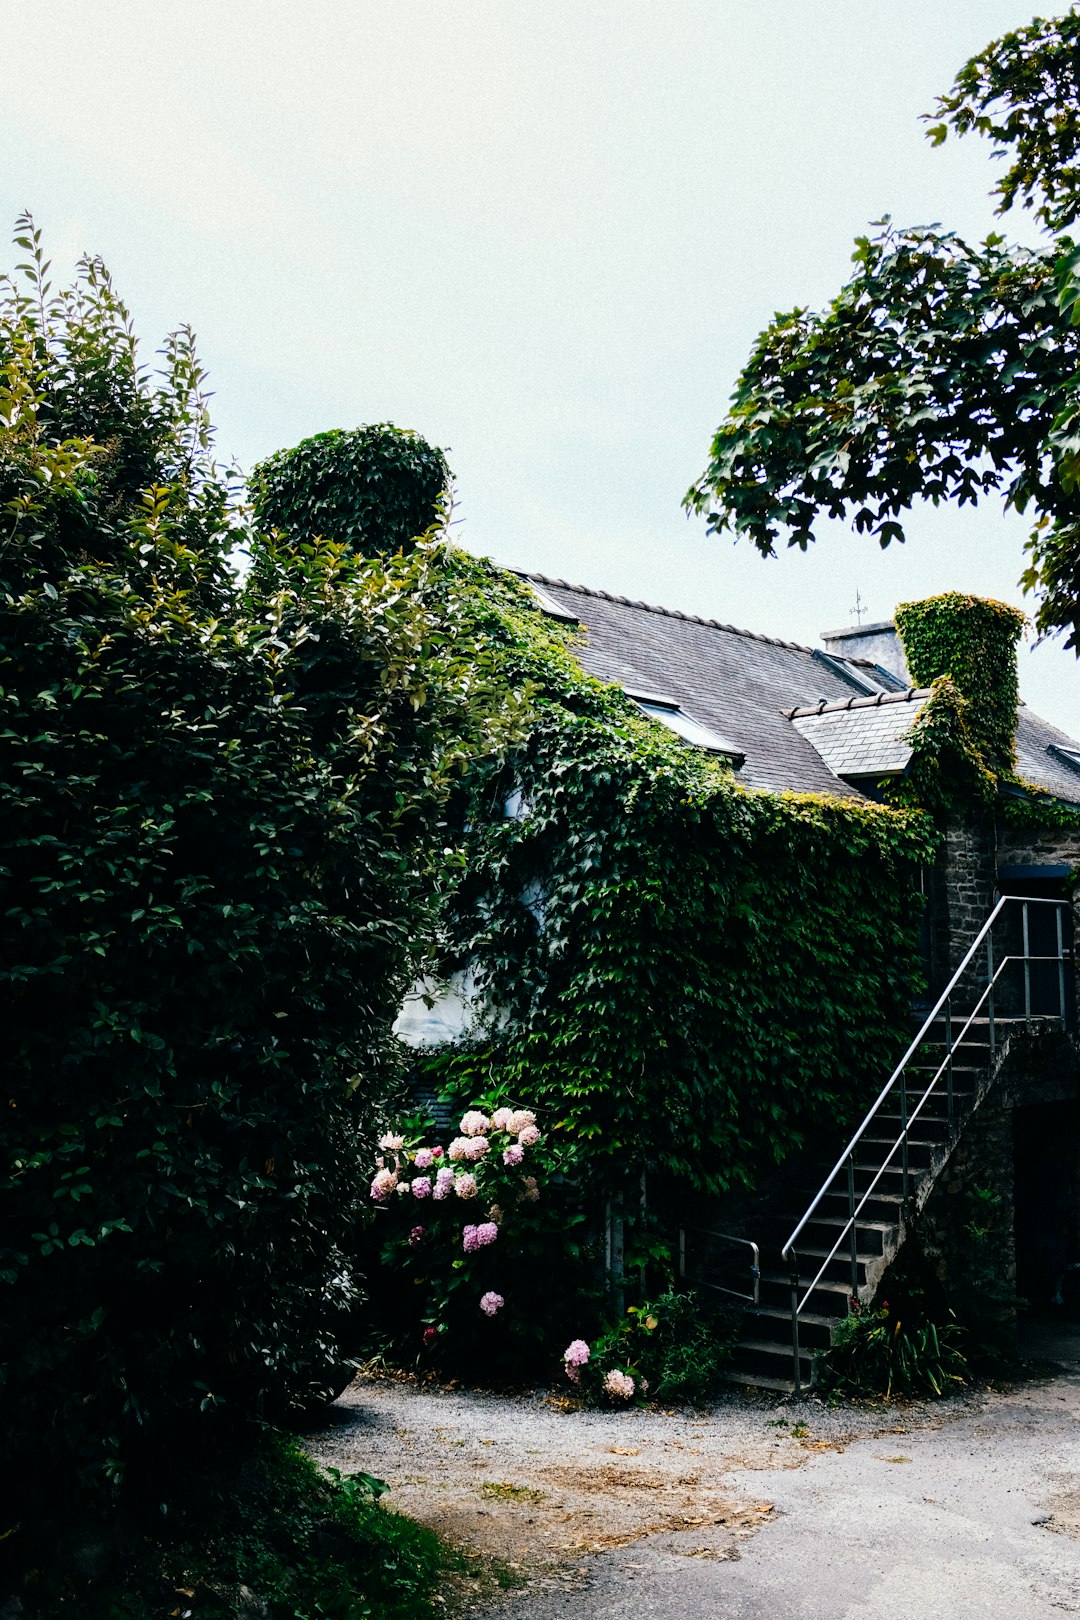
[756,1215,893,1257]
[731,1336,815,1386]
[814,1188,905,1224]
[718,1367,796,1395]
[719,1014,1022,1392]
[758,1273,854,1318]
[779,1245,872,1287]
[743,1306,836,1350]
[860,1135,939,1168]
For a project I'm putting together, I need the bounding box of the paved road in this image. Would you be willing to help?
[470,1349,1080,1619]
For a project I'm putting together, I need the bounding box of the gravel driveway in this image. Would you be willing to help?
[307,1332,1080,1619]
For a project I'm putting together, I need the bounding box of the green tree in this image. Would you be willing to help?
[0,219,509,1571]
[685,10,1080,652]
[251,423,451,557]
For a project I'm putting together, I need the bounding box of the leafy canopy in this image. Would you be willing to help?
[0,219,515,1552]
[685,11,1080,652]
[251,423,451,557]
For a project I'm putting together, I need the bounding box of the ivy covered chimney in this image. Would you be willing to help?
[894,593,1026,780]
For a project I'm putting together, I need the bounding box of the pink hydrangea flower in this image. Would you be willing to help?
[487,1204,504,1226]
[563,1339,591,1367]
[502,1143,524,1167]
[480,1292,504,1317]
[507,1110,536,1136]
[459,1111,491,1137]
[370,1168,397,1201]
[409,1226,425,1246]
[431,1145,444,1160]
[433,1167,455,1201]
[517,1124,540,1148]
[521,1176,539,1204]
[455,1173,479,1200]
[462,1222,498,1253]
[448,1137,471,1162]
[378,1132,405,1152]
[411,1176,431,1199]
[464,1135,489,1161]
[414,1147,435,1170]
[491,1107,515,1132]
[603,1368,635,1401]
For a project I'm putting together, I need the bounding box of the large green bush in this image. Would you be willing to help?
[251,424,451,557]
[0,226,503,1564]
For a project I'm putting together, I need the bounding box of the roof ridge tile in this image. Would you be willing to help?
[518,569,815,654]
[784,688,931,720]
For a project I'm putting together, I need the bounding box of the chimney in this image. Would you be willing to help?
[819,620,912,685]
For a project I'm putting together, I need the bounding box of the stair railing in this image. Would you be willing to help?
[782,895,1072,1394]
[678,1225,760,1305]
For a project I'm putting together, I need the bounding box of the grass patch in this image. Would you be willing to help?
[479,1481,546,1503]
[12,1436,463,1619]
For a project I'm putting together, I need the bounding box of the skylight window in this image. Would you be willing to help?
[527,582,579,622]
[624,687,744,763]
[1050,744,1080,776]
[811,648,907,695]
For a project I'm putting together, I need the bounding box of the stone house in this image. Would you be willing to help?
[401,569,1080,1388]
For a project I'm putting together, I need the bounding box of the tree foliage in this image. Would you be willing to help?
[928,9,1080,234]
[685,11,1080,652]
[0,223,506,1555]
[251,424,451,558]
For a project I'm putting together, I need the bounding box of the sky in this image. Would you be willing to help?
[4,1,1079,733]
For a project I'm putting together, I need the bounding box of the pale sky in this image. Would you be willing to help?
[4,1,1078,733]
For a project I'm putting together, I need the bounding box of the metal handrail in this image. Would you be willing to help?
[780,895,1071,1392]
[679,1225,760,1305]
[789,952,1012,1319]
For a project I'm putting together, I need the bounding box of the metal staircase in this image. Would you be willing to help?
[713,895,1073,1393]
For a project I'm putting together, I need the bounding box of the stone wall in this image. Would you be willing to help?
[929,815,998,999]
[928,813,1080,1013]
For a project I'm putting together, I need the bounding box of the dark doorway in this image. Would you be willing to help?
[1013,1100,1080,1319]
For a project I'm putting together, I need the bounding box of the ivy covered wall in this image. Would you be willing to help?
[413,559,937,1199]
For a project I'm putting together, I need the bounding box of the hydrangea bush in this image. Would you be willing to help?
[562,1291,740,1406]
[362,1096,594,1375]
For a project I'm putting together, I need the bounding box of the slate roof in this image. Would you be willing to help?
[520,574,901,797]
[1016,709,1080,803]
[519,571,1080,809]
[788,690,930,778]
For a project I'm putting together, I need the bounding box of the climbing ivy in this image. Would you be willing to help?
[892,676,998,816]
[890,591,1080,825]
[895,593,1026,779]
[1000,783,1080,830]
[413,558,938,1200]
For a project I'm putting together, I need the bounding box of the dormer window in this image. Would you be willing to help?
[624,687,745,765]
